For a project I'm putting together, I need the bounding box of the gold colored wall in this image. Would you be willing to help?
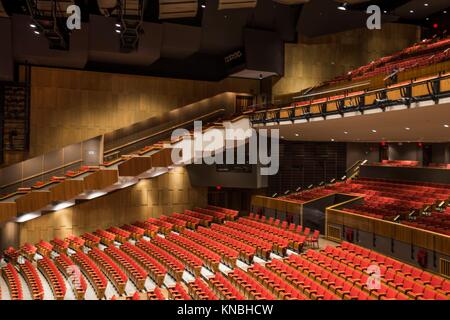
[29,67,259,157]
[273,24,420,96]
[19,167,207,245]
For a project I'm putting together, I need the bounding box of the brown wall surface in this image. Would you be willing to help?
[29,67,259,157]
[273,24,420,96]
[19,167,207,245]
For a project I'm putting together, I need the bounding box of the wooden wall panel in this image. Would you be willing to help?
[118,157,152,176]
[49,179,84,202]
[18,167,207,245]
[151,149,173,167]
[273,24,419,96]
[83,170,118,190]
[29,67,259,158]
[15,191,51,214]
[0,203,17,223]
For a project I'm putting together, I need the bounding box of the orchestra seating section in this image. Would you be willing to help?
[281,177,450,236]
[0,205,448,300]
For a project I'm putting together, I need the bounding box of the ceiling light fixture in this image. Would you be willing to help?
[34,30,40,35]
[405,127,411,130]
[115,29,121,34]
[295,133,299,137]
[424,3,429,7]
[344,131,348,134]
[337,2,348,11]
[115,23,121,27]
[371,129,377,133]
[201,4,206,8]
[444,124,449,128]
[30,23,36,28]
[410,10,414,13]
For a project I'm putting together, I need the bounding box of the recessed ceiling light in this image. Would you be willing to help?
[410,10,414,13]
[444,10,447,14]
[371,129,377,133]
[444,124,449,128]
[424,3,429,7]
[34,30,40,35]
[201,4,206,8]
[383,10,387,14]
[295,133,299,137]
[281,136,285,139]
[30,23,36,28]
[344,131,348,134]
[337,3,348,11]
[426,17,430,20]
[405,127,410,130]
[115,29,121,33]
[115,23,121,27]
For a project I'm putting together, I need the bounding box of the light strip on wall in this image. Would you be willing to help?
[16,212,41,223]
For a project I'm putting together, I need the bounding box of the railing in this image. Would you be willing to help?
[249,73,450,124]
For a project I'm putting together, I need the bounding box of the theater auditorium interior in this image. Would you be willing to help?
[0,0,449,303]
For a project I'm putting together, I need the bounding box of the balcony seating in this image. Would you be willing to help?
[104,245,148,291]
[211,223,272,260]
[188,278,218,300]
[37,257,67,300]
[227,267,276,300]
[132,221,159,238]
[197,226,255,264]
[120,242,167,286]
[184,209,214,226]
[81,232,101,248]
[181,229,239,268]
[89,247,128,295]
[193,207,227,223]
[106,227,131,243]
[168,283,192,300]
[136,239,185,282]
[54,253,87,300]
[71,251,107,299]
[2,263,23,300]
[152,236,204,277]
[19,260,44,300]
[166,233,220,272]
[36,240,53,257]
[121,224,145,240]
[206,205,238,220]
[94,229,116,246]
[20,243,37,260]
[65,235,85,251]
[51,238,69,254]
[207,273,245,300]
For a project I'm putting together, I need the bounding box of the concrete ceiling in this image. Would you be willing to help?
[265,101,450,143]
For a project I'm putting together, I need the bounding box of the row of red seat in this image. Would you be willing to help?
[197,226,255,264]
[146,287,166,300]
[89,247,128,295]
[181,229,239,268]
[71,251,107,299]
[65,235,85,251]
[2,263,23,300]
[120,242,167,286]
[338,242,449,297]
[159,215,187,232]
[168,283,191,300]
[104,245,148,291]
[227,267,275,300]
[166,233,221,272]
[146,217,174,234]
[188,278,218,300]
[136,239,185,282]
[51,238,69,254]
[184,209,214,225]
[121,224,145,239]
[152,236,203,277]
[37,257,67,300]
[170,212,201,229]
[132,221,159,238]
[94,229,116,246]
[19,260,44,300]
[54,253,87,300]
[36,240,53,257]
[207,273,245,300]
[20,243,37,260]
[193,207,226,222]
[107,227,131,243]
[81,232,101,248]
[206,205,238,220]
[211,223,272,260]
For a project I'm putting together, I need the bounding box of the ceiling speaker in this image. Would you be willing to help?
[159,0,198,19]
[218,0,258,10]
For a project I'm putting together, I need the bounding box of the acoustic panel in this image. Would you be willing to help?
[159,0,198,19]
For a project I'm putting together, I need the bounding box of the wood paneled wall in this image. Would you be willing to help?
[273,23,420,96]
[29,67,259,158]
[19,166,207,245]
